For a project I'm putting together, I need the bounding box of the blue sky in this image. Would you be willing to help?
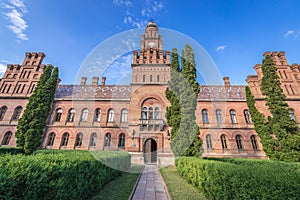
[0,0,300,85]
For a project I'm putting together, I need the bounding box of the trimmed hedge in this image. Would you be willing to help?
[176,157,300,200]
[0,150,130,200]
[0,147,24,155]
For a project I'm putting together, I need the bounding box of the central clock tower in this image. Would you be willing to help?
[132,21,170,85]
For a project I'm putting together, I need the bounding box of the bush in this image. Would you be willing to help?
[176,157,300,200]
[0,150,131,200]
[0,147,23,155]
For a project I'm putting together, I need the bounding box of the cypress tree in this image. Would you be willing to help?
[166,45,203,157]
[246,55,300,162]
[16,66,59,154]
[15,66,52,149]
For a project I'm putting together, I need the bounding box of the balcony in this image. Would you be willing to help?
[139,119,165,131]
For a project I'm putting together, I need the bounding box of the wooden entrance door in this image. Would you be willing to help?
[144,138,157,163]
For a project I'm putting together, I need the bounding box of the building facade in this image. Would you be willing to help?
[1,22,300,164]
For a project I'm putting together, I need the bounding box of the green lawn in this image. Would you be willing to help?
[160,166,207,200]
[90,165,143,200]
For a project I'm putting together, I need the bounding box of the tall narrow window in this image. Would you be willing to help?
[60,132,69,146]
[216,109,222,124]
[230,109,237,124]
[243,109,252,124]
[119,133,125,148]
[202,109,209,124]
[1,131,12,145]
[288,109,296,121]
[80,108,88,122]
[54,108,62,122]
[89,133,97,147]
[289,85,295,95]
[206,134,212,150]
[221,134,227,150]
[121,109,128,122]
[142,107,147,119]
[46,132,56,146]
[149,107,153,119]
[143,75,146,83]
[236,135,243,150]
[154,107,160,119]
[0,106,8,121]
[94,108,102,122]
[75,133,83,147]
[6,84,11,93]
[157,75,160,82]
[150,75,153,83]
[107,109,114,122]
[104,133,111,147]
[67,108,75,122]
[11,106,22,121]
[251,135,258,150]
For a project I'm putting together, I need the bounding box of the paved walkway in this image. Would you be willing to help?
[131,165,169,200]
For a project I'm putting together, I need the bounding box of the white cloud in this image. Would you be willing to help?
[2,0,28,40]
[113,0,165,28]
[0,63,7,77]
[216,45,226,51]
[284,30,298,38]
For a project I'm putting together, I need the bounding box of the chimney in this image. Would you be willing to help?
[101,76,106,85]
[80,77,87,85]
[223,77,230,88]
[92,76,99,86]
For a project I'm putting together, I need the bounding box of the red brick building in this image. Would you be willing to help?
[1,22,300,164]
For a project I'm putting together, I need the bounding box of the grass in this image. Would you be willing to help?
[90,164,144,200]
[160,166,207,200]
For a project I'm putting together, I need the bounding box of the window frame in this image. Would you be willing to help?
[202,109,209,124]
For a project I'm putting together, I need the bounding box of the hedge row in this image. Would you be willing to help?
[0,150,131,200]
[0,147,23,155]
[176,157,300,200]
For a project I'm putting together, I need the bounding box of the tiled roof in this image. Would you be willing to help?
[55,85,131,99]
[198,85,246,100]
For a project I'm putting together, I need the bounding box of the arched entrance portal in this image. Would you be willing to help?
[144,138,157,163]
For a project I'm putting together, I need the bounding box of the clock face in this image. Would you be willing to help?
[148,41,155,48]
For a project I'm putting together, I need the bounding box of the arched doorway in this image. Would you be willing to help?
[144,138,157,163]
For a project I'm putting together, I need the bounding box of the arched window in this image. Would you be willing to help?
[119,133,125,148]
[89,133,97,147]
[216,109,222,124]
[75,133,83,147]
[251,135,258,150]
[104,133,111,147]
[149,107,153,119]
[288,109,296,121]
[202,109,209,124]
[1,131,12,145]
[154,107,160,119]
[121,109,128,122]
[67,108,75,122]
[243,109,252,124]
[94,108,102,122]
[142,107,147,119]
[60,132,69,146]
[230,109,237,124]
[107,109,114,122]
[54,108,62,122]
[206,134,212,150]
[11,106,22,121]
[0,106,8,121]
[236,135,243,150]
[46,132,55,146]
[221,134,227,150]
[80,108,88,122]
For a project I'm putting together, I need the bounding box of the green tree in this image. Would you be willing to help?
[246,55,300,162]
[16,66,59,154]
[166,45,203,157]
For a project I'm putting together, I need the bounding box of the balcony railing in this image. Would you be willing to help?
[139,119,165,131]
